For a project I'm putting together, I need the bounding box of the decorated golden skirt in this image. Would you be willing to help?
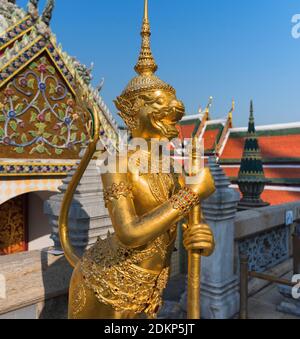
[79,236,170,318]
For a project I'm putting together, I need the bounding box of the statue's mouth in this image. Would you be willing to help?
[151,103,185,139]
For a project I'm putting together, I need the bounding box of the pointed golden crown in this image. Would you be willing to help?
[134,0,157,75]
[120,0,175,99]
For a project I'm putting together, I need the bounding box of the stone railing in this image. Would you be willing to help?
[235,202,300,272]
[234,202,300,297]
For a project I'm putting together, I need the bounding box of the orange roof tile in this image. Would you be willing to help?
[223,167,239,177]
[221,134,300,160]
[264,167,300,179]
[203,129,221,151]
[261,190,300,205]
[177,125,196,140]
[221,137,244,159]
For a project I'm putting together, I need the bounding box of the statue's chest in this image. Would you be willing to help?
[131,172,178,214]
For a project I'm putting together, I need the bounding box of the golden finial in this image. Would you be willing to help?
[144,0,149,21]
[205,96,213,112]
[228,98,235,120]
[134,0,158,75]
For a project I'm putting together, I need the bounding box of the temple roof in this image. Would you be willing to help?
[220,123,300,163]
[201,121,225,153]
[0,1,27,33]
[177,114,202,137]
[221,122,300,205]
[177,101,300,205]
[0,0,119,159]
[180,111,300,164]
[178,110,231,154]
[261,189,300,206]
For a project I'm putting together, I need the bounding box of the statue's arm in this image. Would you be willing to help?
[102,172,201,249]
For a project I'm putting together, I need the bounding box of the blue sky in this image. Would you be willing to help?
[18,0,300,127]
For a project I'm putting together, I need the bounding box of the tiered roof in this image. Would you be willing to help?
[177,114,202,140]
[177,98,234,155]
[178,98,300,206]
[202,121,225,153]
[0,0,119,176]
[220,124,300,164]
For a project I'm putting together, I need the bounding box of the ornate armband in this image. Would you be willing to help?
[104,182,133,207]
[170,187,199,215]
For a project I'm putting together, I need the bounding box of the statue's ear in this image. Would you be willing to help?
[114,96,132,116]
[114,96,139,131]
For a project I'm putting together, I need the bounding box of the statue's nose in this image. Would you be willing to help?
[170,99,184,110]
[170,100,185,120]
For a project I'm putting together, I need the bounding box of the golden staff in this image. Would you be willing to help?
[187,206,203,319]
[186,138,205,319]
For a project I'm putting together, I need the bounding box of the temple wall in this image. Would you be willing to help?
[28,192,55,251]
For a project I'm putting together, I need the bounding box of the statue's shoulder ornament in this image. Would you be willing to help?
[103,181,133,208]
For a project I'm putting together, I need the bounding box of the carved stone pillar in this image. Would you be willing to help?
[200,157,240,319]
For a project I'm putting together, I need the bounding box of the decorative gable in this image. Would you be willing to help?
[0,0,119,165]
[0,52,91,159]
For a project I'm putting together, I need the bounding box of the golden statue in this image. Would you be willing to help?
[59,0,216,319]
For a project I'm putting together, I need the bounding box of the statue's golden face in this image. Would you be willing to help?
[115,90,185,140]
[139,90,185,140]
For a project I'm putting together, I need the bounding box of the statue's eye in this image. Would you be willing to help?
[157,98,164,105]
